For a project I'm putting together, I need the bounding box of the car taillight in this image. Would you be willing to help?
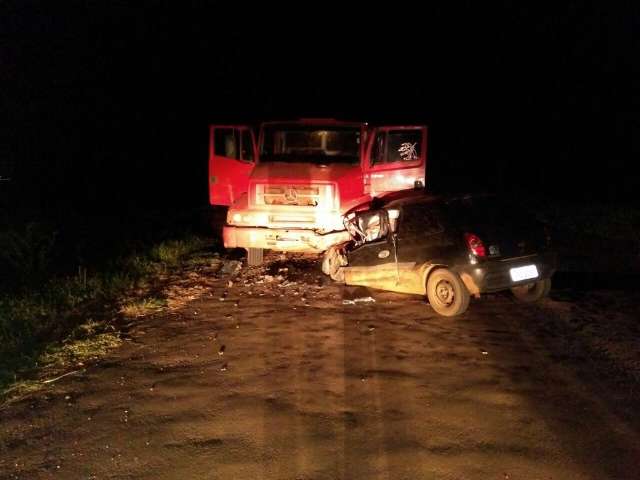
[464,233,486,257]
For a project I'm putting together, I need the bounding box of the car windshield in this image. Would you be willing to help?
[260,126,360,164]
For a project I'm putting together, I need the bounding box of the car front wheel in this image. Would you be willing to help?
[510,278,551,302]
[322,246,347,283]
[426,269,470,317]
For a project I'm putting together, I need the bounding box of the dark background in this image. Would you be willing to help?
[2,2,639,216]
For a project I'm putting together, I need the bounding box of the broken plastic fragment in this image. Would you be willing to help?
[343,296,376,305]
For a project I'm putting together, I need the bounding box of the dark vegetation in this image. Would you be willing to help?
[0,205,220,392]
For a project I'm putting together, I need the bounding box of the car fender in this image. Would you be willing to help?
[419,262,448,295]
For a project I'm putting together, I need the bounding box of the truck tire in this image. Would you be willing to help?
[426,268,470,317]
[246,248,263,266]
[511,278,551,303]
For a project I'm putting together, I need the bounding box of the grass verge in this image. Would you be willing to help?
[0,233,212,400]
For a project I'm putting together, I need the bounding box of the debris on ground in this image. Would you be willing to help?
[219,260,242,276]
[343,296,376,305]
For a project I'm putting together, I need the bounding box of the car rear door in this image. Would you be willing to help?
[362,126,427,196]
[209,125,256,206]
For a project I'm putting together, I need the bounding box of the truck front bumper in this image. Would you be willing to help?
[223,225,351,253]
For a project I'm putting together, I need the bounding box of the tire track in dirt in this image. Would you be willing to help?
[2,255,640,479]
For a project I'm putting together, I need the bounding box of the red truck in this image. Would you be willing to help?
[209,119,427,265]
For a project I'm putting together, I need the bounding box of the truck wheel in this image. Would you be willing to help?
[511,278,551,303]
[246,248,263,266]
[426,269,470,317]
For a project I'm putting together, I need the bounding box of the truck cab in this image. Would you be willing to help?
[209,119,427,264]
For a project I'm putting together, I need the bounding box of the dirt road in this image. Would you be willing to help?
[2,254,640,479]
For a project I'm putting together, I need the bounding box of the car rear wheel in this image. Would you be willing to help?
[510,278,551,302]
[246,248,263,266]
[426,269,470,317]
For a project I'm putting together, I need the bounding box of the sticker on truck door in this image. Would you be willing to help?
[398,142,418,161]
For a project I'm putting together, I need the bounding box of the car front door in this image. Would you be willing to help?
[209,125,256,206]
[395,203,446,264]
[362,126,427,197]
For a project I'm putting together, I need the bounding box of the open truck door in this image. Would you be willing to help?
[209,125,256,206]
[362,126,427,196]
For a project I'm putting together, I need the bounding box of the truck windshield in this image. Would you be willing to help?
[260,126,360,164]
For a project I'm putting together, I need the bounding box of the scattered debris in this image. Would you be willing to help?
[343,296,376,305]
[42,369,86,385]
[220,260,242,275]
[220,363,228,372]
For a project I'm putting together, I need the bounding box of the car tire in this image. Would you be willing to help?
[510,278,551,302]
[426,269,470,317]
[246,248,263,266]
[322,246,347,283]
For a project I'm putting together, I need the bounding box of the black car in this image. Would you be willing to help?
[323,193,557,316]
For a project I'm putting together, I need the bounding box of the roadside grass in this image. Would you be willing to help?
[0,231,213,399]
[119,297,167,317]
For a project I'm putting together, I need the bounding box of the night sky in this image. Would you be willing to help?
[3,2,638,213]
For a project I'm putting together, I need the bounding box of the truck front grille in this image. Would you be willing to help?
[255,184,331,207]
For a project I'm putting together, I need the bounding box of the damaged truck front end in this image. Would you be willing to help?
[209,120,428,265]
